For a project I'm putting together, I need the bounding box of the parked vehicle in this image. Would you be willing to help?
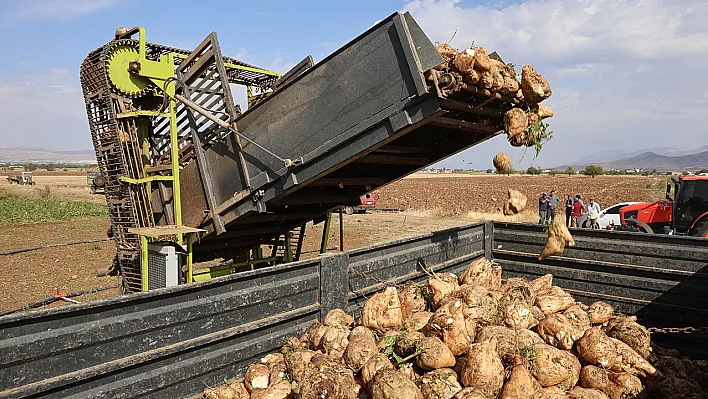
[343,194,376,215]
[87,172,106,194]
[620,175,708,236]
[6,172,35,185]
[578,201,640,229]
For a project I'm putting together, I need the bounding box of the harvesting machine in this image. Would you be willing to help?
[80,13,526,293]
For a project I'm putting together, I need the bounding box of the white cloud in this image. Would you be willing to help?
[405,0,708,168]
[0,69,89,150]
[405,0,708,65]
[266,54,296,75]
[554,63,609,78]
[2,0,117,22]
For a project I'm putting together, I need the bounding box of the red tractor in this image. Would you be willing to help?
[619,175,708,237]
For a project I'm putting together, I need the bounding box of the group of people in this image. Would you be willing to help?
[538,191,602,228]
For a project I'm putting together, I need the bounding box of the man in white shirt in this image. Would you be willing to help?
[587,196,601,229]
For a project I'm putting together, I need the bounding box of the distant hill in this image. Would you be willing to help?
[599,150,708,171]
[575,146,708,165]
[0,147,96,164]
[555,145,708,172]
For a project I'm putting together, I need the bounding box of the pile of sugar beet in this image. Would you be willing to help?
[203,259,707,399]
[429,44,554,150]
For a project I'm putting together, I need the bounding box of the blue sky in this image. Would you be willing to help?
[1,0,707,169]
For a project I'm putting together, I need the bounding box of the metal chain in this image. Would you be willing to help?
[648,326,708,334]
[348,268,399,288]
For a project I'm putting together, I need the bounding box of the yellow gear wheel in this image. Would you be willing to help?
[105,40,153,97]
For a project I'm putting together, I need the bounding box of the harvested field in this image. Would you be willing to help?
[2,175,103,204]
[374,174,668,215]
[0,212,467,312]
[0,169,96,177]
[0,217,120,312]
[0,171,668,312]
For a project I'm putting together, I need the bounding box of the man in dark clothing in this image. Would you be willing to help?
[538,192,549,224]
[565,195,574,227]
[547,190,559,222]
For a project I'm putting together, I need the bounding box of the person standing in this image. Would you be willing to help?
[571,195,584,227]
[538,192,549,224]
[587,197,601,229]
[547,190,559,222]
[565,195,574,227]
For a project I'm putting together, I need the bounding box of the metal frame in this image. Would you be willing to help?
[81,26,282,293]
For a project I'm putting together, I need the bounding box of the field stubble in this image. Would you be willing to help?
[374,174,666,216]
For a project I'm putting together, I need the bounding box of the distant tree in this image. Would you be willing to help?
[565,166,575,176]
[496,167,515,176]
[526,166,541,176]
[549,169,559,177]
[24,164,37,171]
[583,165,604,178]
[699,169,708,174]
[46,163,56,172]
[651,169,657,175]
[641,170,651,176]
[486,169,493,174]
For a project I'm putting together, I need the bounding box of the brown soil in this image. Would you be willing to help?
[0,169,94,177]
[374,175,666,215]
[0,217,119,312]
[5,176,103,203]
[0,173,664,313]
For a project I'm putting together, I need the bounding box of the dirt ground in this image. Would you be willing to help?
[0,217,120,312]
[0,171,665,312]
[374,174,667,215]
[2,175,104,204]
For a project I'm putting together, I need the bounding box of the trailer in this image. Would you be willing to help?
[6,172,34,185]
[0,223,705,398]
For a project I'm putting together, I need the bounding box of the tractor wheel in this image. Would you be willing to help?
[691,222,708,238]
[344,206,354,215]
[625,219,654,234]
[93,175,106,187]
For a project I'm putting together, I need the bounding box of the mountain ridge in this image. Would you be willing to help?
[0,146,96,163]
[556,149,708,171]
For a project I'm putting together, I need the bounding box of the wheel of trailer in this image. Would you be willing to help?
[624,219,654,234]
[691,221,708,238]
[344,206,354,215]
